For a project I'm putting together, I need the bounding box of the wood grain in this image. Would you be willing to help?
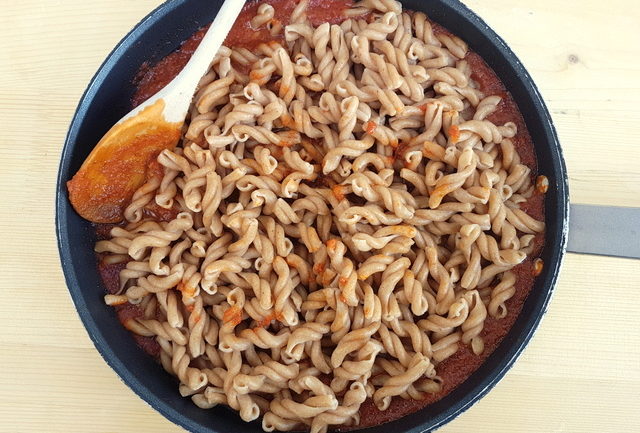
[0,1,639,432]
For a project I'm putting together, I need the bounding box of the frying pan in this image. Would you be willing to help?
[56,1,570,432]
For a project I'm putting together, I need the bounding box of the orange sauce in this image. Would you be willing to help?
[313,261,326,274]
[223,306,243,326]
[448,124,461,144]
[332,184,346,201]
[326,238,338,251]
[364,121,377,135]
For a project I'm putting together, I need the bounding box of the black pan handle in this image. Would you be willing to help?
[567,204,640,259]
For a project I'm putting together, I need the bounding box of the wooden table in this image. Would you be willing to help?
[1,1,639,432]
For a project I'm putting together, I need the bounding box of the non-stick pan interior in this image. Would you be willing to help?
[56,1,568,432]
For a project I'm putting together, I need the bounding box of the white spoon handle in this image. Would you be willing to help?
[125,0,246,123]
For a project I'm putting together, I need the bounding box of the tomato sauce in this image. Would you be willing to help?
[98,0,545,429]
[97,255,161,357]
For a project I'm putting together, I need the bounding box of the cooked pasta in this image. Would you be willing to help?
[94,1,546,432]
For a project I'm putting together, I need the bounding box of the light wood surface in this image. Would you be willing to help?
[1,1,639,432]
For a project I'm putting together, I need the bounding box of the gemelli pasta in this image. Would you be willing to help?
[94,0,546,431]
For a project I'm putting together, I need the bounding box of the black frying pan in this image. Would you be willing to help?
[56,1,570,432]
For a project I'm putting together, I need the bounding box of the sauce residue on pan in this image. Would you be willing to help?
[97,254,161,357]
[99,1,545,429]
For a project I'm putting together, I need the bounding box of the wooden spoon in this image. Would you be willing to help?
[67,0,246,223]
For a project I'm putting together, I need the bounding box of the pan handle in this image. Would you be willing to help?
[567,204,640,259]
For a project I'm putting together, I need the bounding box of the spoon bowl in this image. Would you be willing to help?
[67,0,246,223]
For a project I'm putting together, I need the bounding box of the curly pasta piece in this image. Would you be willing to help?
[345,171,416,219]
[488,270,517,319]
[373,353,432,410]
[128,213,194,260]
[283,322,329,362]
[252,4,275,29]
[331,340,382,391]
[358,11,398,40]
[232,124,301,147]
[125,318,187,346]
[124,176,160,223]
[311,381,368,433]
[352,225,417,252]
[461,290,487,354]
[196,75,234,114]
